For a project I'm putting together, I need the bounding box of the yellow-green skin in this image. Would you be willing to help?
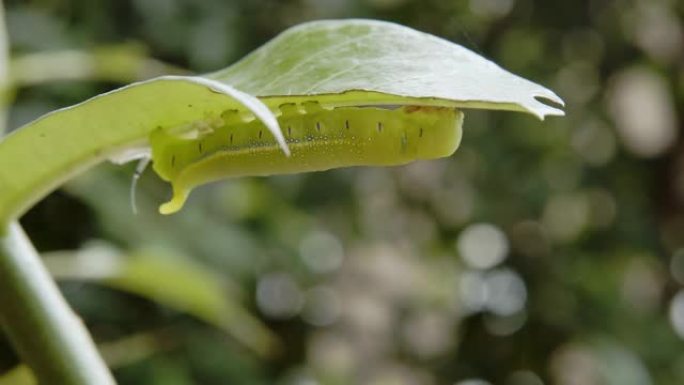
[150,103,463,214]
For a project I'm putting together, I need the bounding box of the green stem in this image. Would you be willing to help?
[0,224,115,384]
[0,1,115,384]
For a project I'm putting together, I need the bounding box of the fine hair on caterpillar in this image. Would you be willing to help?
[138,102,463,214]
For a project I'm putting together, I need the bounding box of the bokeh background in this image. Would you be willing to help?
[1,0,683,384]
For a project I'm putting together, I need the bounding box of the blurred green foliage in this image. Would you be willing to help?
[1,0,683,384]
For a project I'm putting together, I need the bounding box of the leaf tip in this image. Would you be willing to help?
[530,93,565,120]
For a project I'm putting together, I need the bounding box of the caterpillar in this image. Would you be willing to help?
[149,102,464,214]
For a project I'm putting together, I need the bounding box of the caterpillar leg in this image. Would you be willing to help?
[158,184,190,215]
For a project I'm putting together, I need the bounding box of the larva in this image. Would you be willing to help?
[150,102,464,214]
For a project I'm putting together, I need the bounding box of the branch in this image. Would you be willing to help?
[0,224,115,384]
[0,1,115,384]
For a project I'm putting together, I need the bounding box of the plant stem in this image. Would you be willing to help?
[0,224,115,384]
[0,2,115,384]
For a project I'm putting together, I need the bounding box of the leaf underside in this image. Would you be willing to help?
[0,19,564,224]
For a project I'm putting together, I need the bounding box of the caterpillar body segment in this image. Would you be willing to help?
[150,104,464,214]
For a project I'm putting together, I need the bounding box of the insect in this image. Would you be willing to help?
[147,101,464,214]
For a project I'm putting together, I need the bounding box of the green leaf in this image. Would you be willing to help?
[0,77,284,226]
[43,243,280,357]
[10,44,189,86]
[210,19,564,118]
[0,365,34,385]
[0,19,563,225]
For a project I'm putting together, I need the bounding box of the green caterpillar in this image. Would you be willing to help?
[149,102,464,214]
